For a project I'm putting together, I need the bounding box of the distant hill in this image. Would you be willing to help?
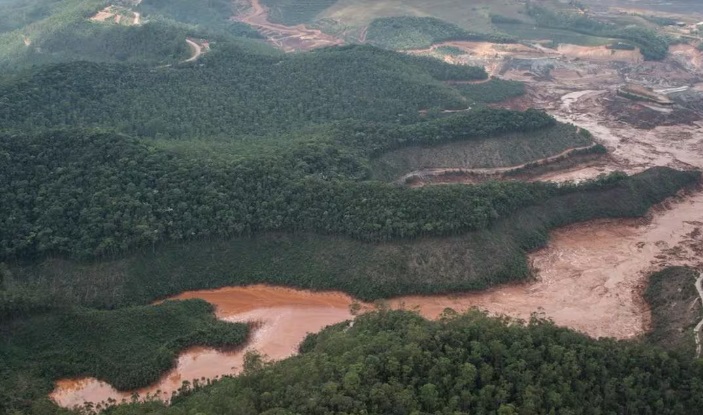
[0,0,262,71]
[582,0,703,14]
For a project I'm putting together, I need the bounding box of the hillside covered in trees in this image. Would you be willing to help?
[526,5,670,60]
[0,43,487,138]
[0,0,260,71]
[86,310,703,414]
[0,298,249,413]
[365,16,515,50]
[0,1,700,413]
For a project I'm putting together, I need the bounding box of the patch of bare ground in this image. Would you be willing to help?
[557,44,643,63]
[488,86,537,111]
[407,41,543,75]
[402,35,703,354]
[183,38,210,63]
[401,144,603,187]
[603,97,701,129]
[670,44,703,72]
[233,0,343,52]
[411,154,610,187]
[90,7,116,22]
[89,6,140,26]
[695,274,703,357]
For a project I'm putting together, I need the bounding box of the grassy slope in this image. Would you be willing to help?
[364,16,515,50]
[0,300,249,411]
[320,0,532,32]
[645,266,702,356]
[370,123,593,182]
[6,168,698,307]
[261,0,339,26]
[456,78,526,104]
[136,0,262,38]
[494,22,614,46]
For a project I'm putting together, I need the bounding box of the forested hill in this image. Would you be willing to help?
[366,16,516,50]
[526,5,670,60]
[1,127,697,262]
[0,43,485,138]
[0,0,261,71]
[105,310,703,414]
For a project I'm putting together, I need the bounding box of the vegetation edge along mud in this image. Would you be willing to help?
[1,0,703,414]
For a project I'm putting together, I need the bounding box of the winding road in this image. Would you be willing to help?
[399,143,600,185]
[234,0,343,52]
[184,38,203,62]
[695,273,703,358]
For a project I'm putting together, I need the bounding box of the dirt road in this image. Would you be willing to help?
[695,274,703,357]
[234,0,343,52]
[400,143,600,186]
[183,38,203,62]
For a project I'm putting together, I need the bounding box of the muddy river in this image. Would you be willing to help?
[52,191,703,408]
[52,85,703,409]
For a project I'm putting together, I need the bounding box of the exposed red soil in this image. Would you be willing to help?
[233,0,343,52]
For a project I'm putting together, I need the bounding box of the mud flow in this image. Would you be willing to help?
[53,7,703,410]
[234,0,343,52]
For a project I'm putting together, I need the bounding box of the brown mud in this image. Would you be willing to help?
[89,6,140,26]
[51,286,357,408]
[52,22,703,411]
[52,189,703,408]
[233,0,343,52]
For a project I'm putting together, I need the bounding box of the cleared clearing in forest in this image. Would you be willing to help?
[370,123,593,182]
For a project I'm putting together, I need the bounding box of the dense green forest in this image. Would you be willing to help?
[526,5,670,60]
[455,78,526,105]
[16,20,191,66]
[645,267,702,356]
[2,147,696,307]
[0,4,700,413]
[135,0,262,38]
[261,0,338,26]
[0,299,249,414]
[366,16,515,50]
[0,0,68,34]
[0,0,104,69]
[0,43,488,138]
[4,119,685,263]
[0,0,262,71]
[86,310,703,414]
